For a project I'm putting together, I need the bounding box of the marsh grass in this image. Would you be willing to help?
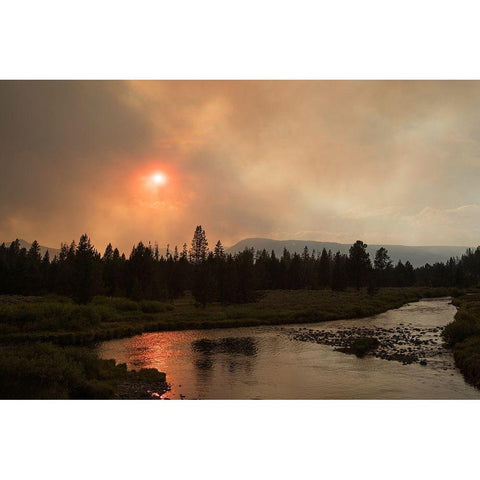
[443,292,480,387]
[0,342,171,399]
[0,287,461,345]
[0,343,127,399]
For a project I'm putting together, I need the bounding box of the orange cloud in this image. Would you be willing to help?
[2,80,480,253]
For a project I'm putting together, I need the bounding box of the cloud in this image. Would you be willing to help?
[400,205,480,245]
[2,81,480,252]
[0,81,154,247]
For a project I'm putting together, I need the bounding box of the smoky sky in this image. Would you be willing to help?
[1,80,480,253]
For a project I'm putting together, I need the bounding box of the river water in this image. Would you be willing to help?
[97,297,480,399]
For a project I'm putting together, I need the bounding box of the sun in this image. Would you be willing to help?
[151,172,167,186]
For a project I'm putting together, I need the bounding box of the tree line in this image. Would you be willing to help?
[1,225,479,304]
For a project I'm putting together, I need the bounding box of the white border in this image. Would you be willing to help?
[1,400,478,479]
[2,1,480,79]
[1,1,479,478]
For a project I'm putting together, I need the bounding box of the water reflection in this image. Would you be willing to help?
[97,298,480,399]
[191,337,258,393]
[195,357,214,370]
[191,337,258,356]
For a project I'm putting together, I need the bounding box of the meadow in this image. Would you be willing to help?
[0,286,460,345]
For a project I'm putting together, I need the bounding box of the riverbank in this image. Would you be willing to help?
[98,297,479,399]
[0,287,461,345]
[0,342,169,399]
[0,287,464,398]
[443,292,480,388]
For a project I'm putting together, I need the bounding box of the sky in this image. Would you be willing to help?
[1,80,480,254]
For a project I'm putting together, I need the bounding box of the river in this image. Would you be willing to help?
[97,297,480,399]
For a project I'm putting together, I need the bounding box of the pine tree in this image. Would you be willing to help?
[348,240,372,289]
[331,252,348,291]
[189,225,209,264]
[26,240,43,294]
[192,252,217,306]
[214,240,225,259]
[318,248,331,287]
[404,261,415,286]
[374,247,393,287]
[103,243,114,261]
[42,251,51,292]
[73,234,101,304]
[27,240,42,261]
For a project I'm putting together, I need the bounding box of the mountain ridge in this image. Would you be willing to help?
[2,239,61,258]
[3,237,475,268]
[226,237,474,268]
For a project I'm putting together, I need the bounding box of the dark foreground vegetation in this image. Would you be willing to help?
[443,292,480,388]
[0,342,167,399]
[0,343,126,399]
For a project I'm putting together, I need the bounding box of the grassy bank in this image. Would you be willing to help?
[0,287,460,398]
[443,293,480,388]
[0,287,459,345]
[0,342,167,399]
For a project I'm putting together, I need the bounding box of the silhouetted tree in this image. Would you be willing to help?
[214,240,225,259]
[192,253,217,306]
[189,226,209,264]
[72,234,101,304]
[3,229,480,304]
[348,241,372,289]
[103,243,124,296]
[318,248,332,288]
[233,248,257,302]
[24,240,43,294]
[374,247,393,287]
[331,252,348,291]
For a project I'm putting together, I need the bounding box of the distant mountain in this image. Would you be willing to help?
[227,238,474,268]
[3,239,61,258]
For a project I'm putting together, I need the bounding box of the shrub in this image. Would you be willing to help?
[139,300,173,314]
[450,288,463,298]
[443,310,480,346]
[0,343,127,399]
[0,302,70,330]
[453,336,480,387]
[66,306,101,330]
[342,337,379,358]
[93,297,140,312]
[112,298,139,312]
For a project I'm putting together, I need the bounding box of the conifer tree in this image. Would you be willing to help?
[331,252,348,291]
[214,240,225,259]
[73,234,101,304]
[180,243,188,260]
[318,248,331,287]
[348,240,372,289]
[374,247,393,287]
[189,225,209,264]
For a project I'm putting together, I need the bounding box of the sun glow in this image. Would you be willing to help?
[151,172,167,185]
[131,164,180,209]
